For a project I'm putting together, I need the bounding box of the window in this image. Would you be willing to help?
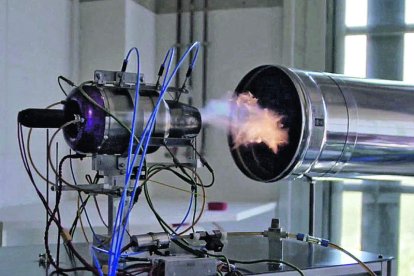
[344,35,366,77]
[345,0,367,27]
[404,33,414,83]
[332,1,414,275]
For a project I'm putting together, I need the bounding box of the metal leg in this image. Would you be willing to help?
[309,179,316,236]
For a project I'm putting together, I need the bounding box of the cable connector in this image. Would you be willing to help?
[60,228,73,243]
[295,233,329,247]
[121,59,128,72]
[155,64,165,88]
[181,66,193,89]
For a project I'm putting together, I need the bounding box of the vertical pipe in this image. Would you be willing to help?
[361,3,402,273]
[201,0,208,155]
[281,0,295,67]
[309,179,315,236]
[71,0,80,83]
[189,0,195,88]
[175,0,183,91]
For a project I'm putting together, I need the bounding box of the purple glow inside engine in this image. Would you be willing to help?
[63,86,106,153]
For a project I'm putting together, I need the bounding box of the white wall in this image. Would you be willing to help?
[79,0,126,81]
[0,0,73,208]
[125,0,157,83]
[79,0,157,82]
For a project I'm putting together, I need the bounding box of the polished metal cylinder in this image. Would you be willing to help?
[228,65,414,182]
[63,85,201,155]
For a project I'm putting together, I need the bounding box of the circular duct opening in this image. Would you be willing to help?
[228,65,303,182]
[63,86,106,154]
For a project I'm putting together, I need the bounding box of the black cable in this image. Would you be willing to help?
[50,266,92,275]
[18,123,98,275]
[58,75,75,97]
[56,144,62,267]
[69,195,91,236]
[121,262,152,271]
[189,143,215,188]
[44,154,76,269]
[67,154,93,238]
[191,184,197,233]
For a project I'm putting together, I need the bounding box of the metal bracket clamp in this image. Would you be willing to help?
[94,70,143,88]
[190,230,224,252]
[263,219,287,264]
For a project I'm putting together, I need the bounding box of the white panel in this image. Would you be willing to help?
[404,33,414,83]
[345,0,367,27]
[344,35,367,78]
[341,192,362,250]
[406,0,414,24]
[125,0,156,82]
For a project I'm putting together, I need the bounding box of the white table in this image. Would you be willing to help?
[0,198,276,246]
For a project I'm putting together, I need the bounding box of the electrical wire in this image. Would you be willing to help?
[45,122,81,270]
[142,164,206,236]
[229,258,304,276]
[328,242,376,276]
[77,194,91,243]
[287,232,376,276]
[25,101,69,186]
[58,75,75,96]
[174,187,194,232]
[109,42,201,275]
[18,122,99,275]
[147,179,202,196]
[25,43,201,275]
[189,142,215,188]
[67,153,102,243]
[93,195,108,228]
[108,47,146,274]
[68,155,91,241]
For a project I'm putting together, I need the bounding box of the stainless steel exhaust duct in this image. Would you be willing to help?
[228,65,414,182]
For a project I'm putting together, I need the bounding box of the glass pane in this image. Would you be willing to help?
[341,191,362,250]
[345,0,368,27]
[407,0,414,24]
[404,33,414,83]
[344,35,367,78]
[399,194,414,276]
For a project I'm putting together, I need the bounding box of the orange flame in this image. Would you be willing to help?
[230,92,288,154]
